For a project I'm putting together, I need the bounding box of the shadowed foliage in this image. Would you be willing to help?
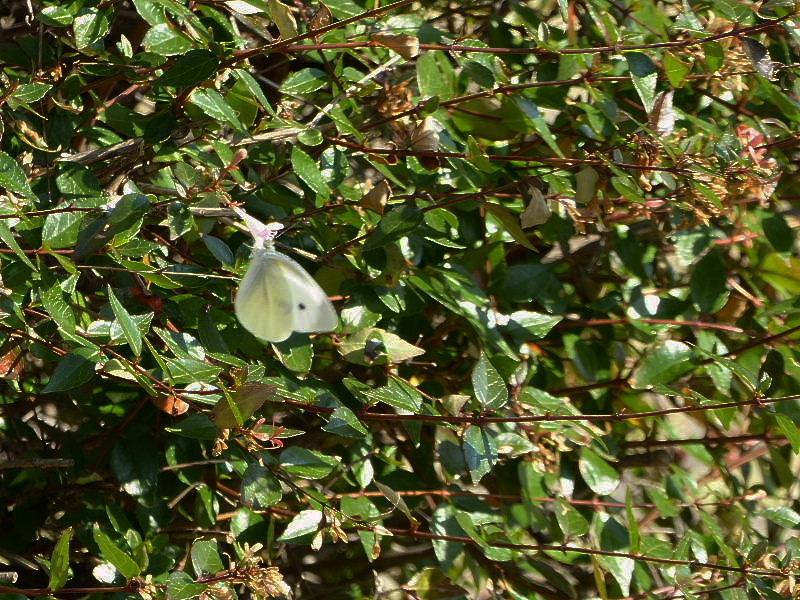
[1,0,800,598]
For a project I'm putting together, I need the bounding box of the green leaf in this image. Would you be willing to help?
[463,426,496,484]
[278,510,323,542]
[190,540,224,577]
[211,384,276,428]
[0,151,36,199]
[49,527,73,591]
[280,447,339,479]
[110,437,159,499]
[629,340,694,389]
[142,23,194,55]
[466,136,493,172]
[624,52,658,112]
[340,496,382,559]
[417,51,456,100]
[596,515,634,595]
[774,414,800,453]
[484,202,536,251]
[516,97,565,157]
[690,250,729,313]
[297,128,324,146]
[42,350,98,393]
[472,352,507,410]
[39,6,74,26]
[272,336,314,373]
[167,414,220,440]
[92,526,141,578]
[7,83,52,110]
[362,376,424,412]
[0,221,36,269]
[703,41,725,73]
[42,211,84,249]
[626,489,641,553]
[762,211,794,253]
[648,488,681,517]
[202,235,234,267]
[268,0,298,38]
[762,506,800,528]
[291,145,329,199]
[281,68,328,94]
[189,89,246,132]
[154,50,221,88]
[505,311,562,339]
[363,205,424,251]
[56,162,102,200]
[761,253,800,295]
[108,287,143,357]
[166,570,207,600]
[663,52,692,87]
[73,8,111,49]
[554,499,589,537]
[339,327,425,366]
[241,464,283,509]
[579,447,619,495]
[323,406,368,439]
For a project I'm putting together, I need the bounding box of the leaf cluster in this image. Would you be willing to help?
[1,0,800,598]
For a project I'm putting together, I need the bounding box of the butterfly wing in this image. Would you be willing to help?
[269,252,339,334]
[234,250,338,342]
[234,250,297,342]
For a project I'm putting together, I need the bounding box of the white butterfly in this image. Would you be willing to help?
[232,207,338,342]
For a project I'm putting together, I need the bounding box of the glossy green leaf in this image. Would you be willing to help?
[362,376,423,412]
[554,499,589,537]
[579,447,619,495]
[463,425,496,484]
[281,68,328,94]
[108,287,143,357]
[211,384,276,428]
[363,204,424,250]
[92,526,141,578]
[190,540,224,577]
[690,250,729,313]
[663,52,692,87]
[166,570,207,600]
[280,447,339,479]
[762,211,795,253]
[291,145,329,199]
[762,506,800,528]
[629,340,694,389]
[39,6,74,26]
[49,527,73,591]
[42,350,98,393]
[0,152,35,199]
[278,510,323,542]
[472,352,507,410]
[73,8,111,49]
[625,52,658,112]
[323,406,368,439]
[189,89,246,132]
[154,50,221,88]
[241,463,283,509]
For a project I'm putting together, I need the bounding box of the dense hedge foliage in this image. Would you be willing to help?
[2,0,800,598]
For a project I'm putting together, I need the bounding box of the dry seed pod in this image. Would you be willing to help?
[371,32,420,59]
[310,3,333,30]
[520,184,551,228]
[361,179,391,214]
[648,90,675,137]
[410,117,440,170]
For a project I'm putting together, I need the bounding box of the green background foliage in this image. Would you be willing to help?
[1,0,800,598]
